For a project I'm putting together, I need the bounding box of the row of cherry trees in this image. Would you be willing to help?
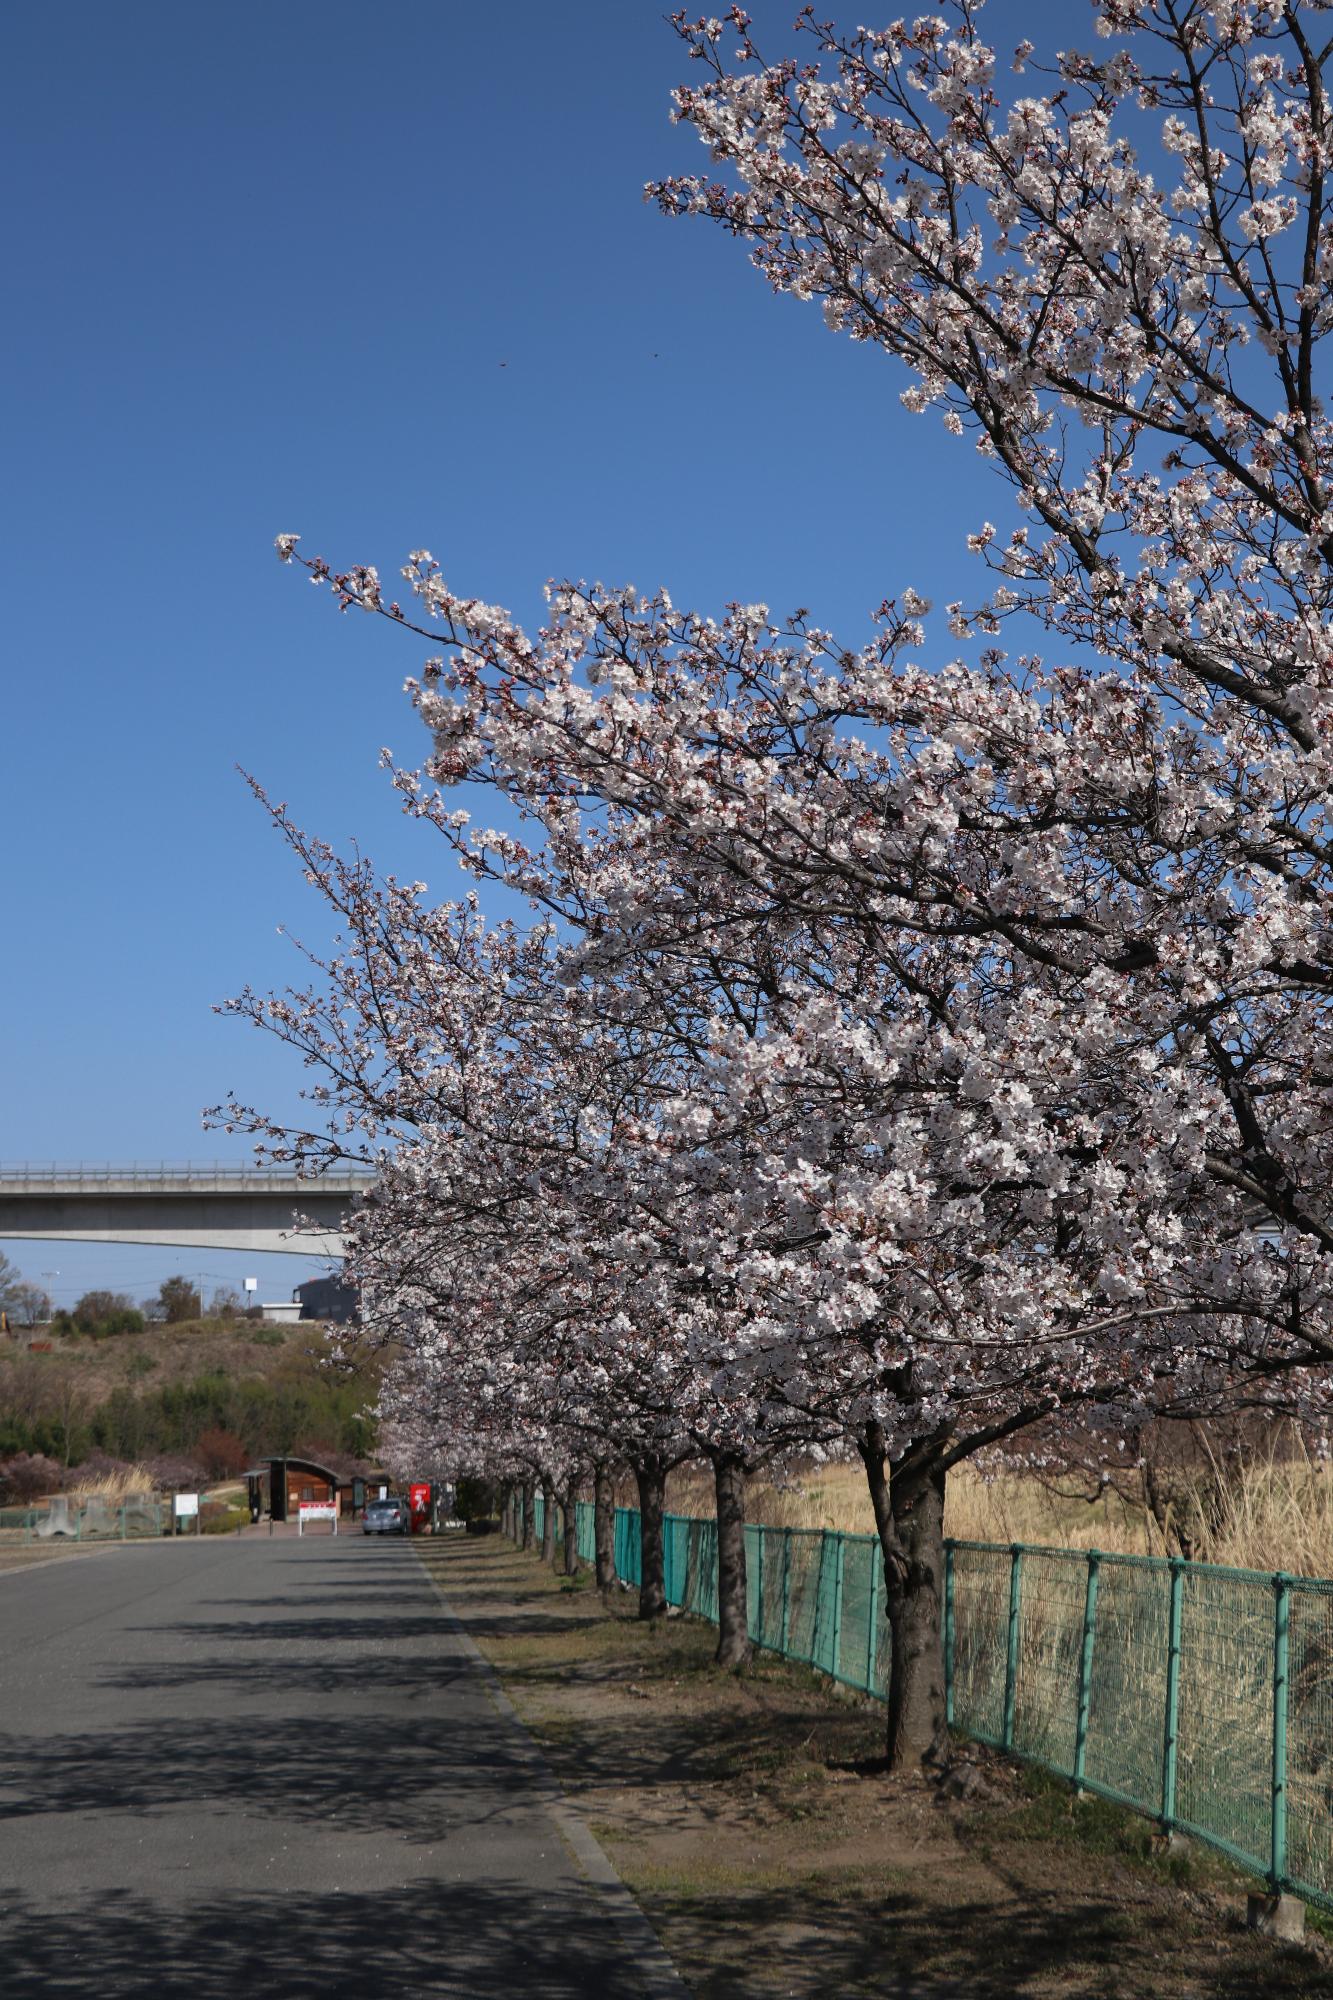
[223,1,1333,1767]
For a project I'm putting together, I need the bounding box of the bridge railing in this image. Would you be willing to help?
[0,1161,375,1186]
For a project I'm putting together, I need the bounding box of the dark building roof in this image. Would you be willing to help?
[265,1455,343,1487]
[294,1275,358,1323]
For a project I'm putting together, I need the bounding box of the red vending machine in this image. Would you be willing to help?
[408,1482,433,1534]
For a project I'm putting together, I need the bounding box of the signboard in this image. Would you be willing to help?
[243,1277,258,1294]
[298,1500,339,1538]
[173,1492,199,1518]
[409,1482,432,1535]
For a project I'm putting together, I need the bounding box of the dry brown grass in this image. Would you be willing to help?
[65,1463,156,1503]
[666,1447,1333,1578]
[1179,1438,1333,1575]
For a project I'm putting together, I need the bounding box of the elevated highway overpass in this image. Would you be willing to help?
[0,1163,374,1257]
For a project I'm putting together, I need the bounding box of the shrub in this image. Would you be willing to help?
[145,1452,206,1491]
[196,1427,250,1480]
[69,1291,144,1338]
[0,1452,65,1502]
[455,1476,498,1523]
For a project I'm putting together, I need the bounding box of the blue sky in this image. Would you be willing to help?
[2,1,1068,1306]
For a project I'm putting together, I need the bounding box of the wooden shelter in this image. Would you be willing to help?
[264,1455,341,1524]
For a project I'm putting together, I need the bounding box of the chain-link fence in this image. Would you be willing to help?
[13,1496,168,1542]
[518,1499,1333,1910]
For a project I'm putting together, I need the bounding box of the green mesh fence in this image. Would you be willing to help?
[18,1499,167,1542]
[549,1501,1333,1908]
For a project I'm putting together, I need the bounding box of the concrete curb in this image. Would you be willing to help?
[414,1546,693,2000]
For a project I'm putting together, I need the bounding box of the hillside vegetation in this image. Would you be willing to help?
[0,1317,382,1476]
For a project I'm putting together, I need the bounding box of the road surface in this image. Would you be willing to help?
[0,1533,682,1997]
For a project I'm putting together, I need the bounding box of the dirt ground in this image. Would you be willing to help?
[418,1534,1333,2000]
[0,1534,129,1574]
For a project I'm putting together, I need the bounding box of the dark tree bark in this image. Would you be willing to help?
[521,1481,535,1552]
[859,1420,949,1769]
[561,1493,579,1575]
[593,1460,616,1595]
[711,1449,752,1669]
[541,1477,556,1566]
[635,1455,669,1620]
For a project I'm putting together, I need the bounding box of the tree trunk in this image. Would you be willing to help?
[712,1449,751,1669]
[521,1482,535,1552]
[635,1456,668,1620]
[594,1461,616,1594]
[860,1422,949,1769]
[562,1495,579,1575]
[541,1478,556,1566]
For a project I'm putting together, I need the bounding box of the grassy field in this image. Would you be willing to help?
[421,1535,1333,1999]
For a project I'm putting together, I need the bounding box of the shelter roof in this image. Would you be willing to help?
[265,1455,343,1487]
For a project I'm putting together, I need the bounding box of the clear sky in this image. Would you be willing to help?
[3,0,1066,1308]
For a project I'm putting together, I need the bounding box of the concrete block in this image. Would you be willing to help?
[1246,1892,1305,1941]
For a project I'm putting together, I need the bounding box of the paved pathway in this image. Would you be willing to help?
[0,1534,683,1997]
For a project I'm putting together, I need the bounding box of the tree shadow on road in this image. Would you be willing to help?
[0,1703,550,1844]
[0,1879,661,2000]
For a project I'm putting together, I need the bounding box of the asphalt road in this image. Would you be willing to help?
[0,1534,681,1998]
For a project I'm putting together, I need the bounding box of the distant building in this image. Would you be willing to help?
[294,1274,358,1323]
[260,1456,341,1522]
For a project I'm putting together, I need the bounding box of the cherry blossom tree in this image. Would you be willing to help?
[243,0,1333,1764]
[268,540,1333,1754]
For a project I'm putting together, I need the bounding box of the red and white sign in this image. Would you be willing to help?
[298,1501,339,1537]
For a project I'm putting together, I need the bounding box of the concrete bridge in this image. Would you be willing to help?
[0,1163,374,1257]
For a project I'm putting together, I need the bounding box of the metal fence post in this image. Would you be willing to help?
[944,1540,956,1728]
[754,1525,765,1646]
[780,1531,793,1658]
[1073,1550,1101,1789]
[831,1534,846,1679]
[1002,1544,1023,1751]
[1272,1573,1292,1889]
[866,1555,881,1692]
[1161,1557,1185,1829]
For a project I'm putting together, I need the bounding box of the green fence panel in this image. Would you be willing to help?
[1010,1548,1085,1776]
[503,1498,1333,1909]
[1084,1555,1170,1811]
[948,1543,1010,1747]
[745,1523,763,1642]
[1286,1580,1333,1901]
[689,1517,719,1623]
[615,1506,640,1587]
[839,1532,879,1694]
[1173,1561,1273,1862]
[575,1499,595,1564]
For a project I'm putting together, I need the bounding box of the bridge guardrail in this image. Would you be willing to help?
[0,1161,375,1187]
